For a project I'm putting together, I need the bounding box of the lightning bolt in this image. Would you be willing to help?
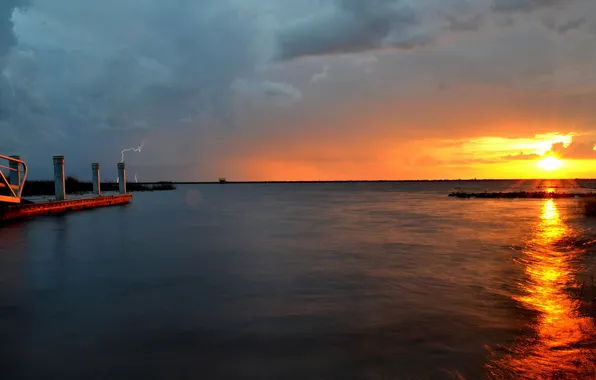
[120,142,145,163]
[117,142,145,183]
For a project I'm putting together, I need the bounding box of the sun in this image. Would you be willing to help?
[537,156,563,171]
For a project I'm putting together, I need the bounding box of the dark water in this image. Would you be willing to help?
[2,181,596,379]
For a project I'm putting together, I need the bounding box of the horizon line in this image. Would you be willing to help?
[25,178,596,184]
[144,178,596,184]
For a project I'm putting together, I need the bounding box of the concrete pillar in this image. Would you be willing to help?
[92,163,101,196]
[9,155,21,187]
[117,162,126,194]
[53,156,66,201]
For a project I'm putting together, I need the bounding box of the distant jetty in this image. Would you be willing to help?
[449,191,596,199]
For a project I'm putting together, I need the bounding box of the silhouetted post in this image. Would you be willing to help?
[53,156,66,201]
[117,162,126,194]
[92,163,101,196]
[9,155,20,187]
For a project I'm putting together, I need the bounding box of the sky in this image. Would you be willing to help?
[1,0,596,181]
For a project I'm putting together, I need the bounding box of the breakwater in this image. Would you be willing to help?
[449,191,596,199]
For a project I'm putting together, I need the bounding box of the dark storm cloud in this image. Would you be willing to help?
[445,14,486,32]
[0,0,311,177]
[0,0,28,60]
[276,0,433,60]
[232,79,302,106]
[277,0,576,60]
[0,0,29,128]
[66,1,259,131]
[1,1,302,157]
[494,0,596,39]
[548,17,588,34]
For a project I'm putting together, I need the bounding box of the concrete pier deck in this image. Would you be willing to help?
[0,194,132,222]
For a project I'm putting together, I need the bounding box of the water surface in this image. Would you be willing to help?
[1,181,596,379]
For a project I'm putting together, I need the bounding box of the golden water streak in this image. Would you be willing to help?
[489,200,596,378]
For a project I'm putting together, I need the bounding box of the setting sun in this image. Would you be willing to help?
[537,157,563,171]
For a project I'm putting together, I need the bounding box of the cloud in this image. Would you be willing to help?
[274,0,585,60]
[0,0,30,138]
[501,152,541,160]
[415,155,443,166]
[450,157,504,165]
[445,14,486,32]
[548,141,596,159]
[0,0,595,181]
[232,79,302,106]
[500,140,596,161]
[354,54,379,66]
[553,17,587,34]
[489,0,596,38]
[311,65,329,83]
[353,54,379,73]
[0,1,29,62]
[3,0,273,144]
[491,0,570,13]
[276,0,435,60]
[1,46,62,152]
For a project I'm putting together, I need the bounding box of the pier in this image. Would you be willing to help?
[0,155,132,223]
[0,194,132,221]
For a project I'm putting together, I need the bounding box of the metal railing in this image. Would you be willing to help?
[0,154,28,200]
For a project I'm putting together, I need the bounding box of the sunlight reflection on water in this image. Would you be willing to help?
[488,199,596,379]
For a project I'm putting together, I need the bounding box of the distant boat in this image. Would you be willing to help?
[219,178,227,184]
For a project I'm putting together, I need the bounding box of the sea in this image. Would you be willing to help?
[2,180,596,379]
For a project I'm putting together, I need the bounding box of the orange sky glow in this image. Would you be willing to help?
[214,78,596,182]
[225,132,595,181]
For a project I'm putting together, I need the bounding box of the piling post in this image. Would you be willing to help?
[9,155,21,187]
[92,163,101,196]
[53,156,66,201]
[117,162,127,194]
